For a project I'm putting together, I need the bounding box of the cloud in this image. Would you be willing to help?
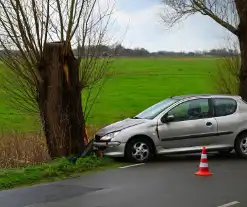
[106,1,236,52]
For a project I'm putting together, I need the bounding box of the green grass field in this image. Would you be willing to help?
[0,57,219,132]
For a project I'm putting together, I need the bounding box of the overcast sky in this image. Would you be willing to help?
[107,0,236,52]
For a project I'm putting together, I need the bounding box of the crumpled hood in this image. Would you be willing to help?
[96,118,147,137]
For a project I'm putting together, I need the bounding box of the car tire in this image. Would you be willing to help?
[235,133,247,158]
[125,137,153,163]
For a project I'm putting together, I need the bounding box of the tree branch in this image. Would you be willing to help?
[161,0,238,35]
[192,0,238,35]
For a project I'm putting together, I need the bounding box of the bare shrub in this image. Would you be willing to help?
[0,132,49,168]
[0,126,99,169]
[214,39,240,95]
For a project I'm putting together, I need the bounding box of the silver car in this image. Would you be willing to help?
[93,94,247,162]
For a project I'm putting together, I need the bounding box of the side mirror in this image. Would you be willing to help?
[161,114,175,123]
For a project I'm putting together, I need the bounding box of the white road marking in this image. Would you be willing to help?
[119,163,145,169]
[217,201,240,207]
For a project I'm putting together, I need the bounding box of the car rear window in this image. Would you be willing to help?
[212,98,237,117]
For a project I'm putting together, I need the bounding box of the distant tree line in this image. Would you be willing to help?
[0,44,239,59]
[73,44,239,58]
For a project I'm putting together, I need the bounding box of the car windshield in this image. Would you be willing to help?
[134,98,178,119]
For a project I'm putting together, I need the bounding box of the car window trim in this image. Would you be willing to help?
[211,97,237,117]
[161,98,213,123]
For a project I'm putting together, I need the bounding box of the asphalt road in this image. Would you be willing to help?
[1,153,247,207]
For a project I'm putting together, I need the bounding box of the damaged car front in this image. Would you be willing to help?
[93,118,148,158]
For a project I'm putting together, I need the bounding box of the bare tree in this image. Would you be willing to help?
[161,0,247,100]
[0,0,115,158]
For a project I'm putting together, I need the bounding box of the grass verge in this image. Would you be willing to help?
[0,155,125,190]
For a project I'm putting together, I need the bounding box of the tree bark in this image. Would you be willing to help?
[37,42,85,158]
[236,1,247,101]
[238,31,247,101]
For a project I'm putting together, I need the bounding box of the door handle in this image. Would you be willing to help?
[206,122,212,126]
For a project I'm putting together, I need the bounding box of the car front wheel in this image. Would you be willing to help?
[235,133,247,158]
[125,137,153,163]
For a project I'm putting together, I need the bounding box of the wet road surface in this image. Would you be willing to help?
[1,153,247,207]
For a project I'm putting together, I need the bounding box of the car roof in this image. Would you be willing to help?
[171,94,241,100]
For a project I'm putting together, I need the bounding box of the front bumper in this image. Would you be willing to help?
[93,141,126,158]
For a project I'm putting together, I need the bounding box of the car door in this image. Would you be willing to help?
[210,98,239,146]
[158,98,218,149]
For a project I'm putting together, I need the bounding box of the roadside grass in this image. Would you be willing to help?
[0,155,125,190]
[0,130,127,190]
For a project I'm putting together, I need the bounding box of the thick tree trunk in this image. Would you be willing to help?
[236,0,247,101]
[38,42,85,158]
[238,32,247,101]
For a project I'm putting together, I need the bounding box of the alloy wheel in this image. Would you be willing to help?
[240,137,247,154]
[132,142,150,162]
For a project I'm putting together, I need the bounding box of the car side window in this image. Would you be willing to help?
[167,99,210,122]
[212,98,237,117]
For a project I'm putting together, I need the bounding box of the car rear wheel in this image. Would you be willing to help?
[125,137,153,163]
[235,133,247,158]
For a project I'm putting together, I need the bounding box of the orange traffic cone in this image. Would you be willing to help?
[195,146,213,176]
